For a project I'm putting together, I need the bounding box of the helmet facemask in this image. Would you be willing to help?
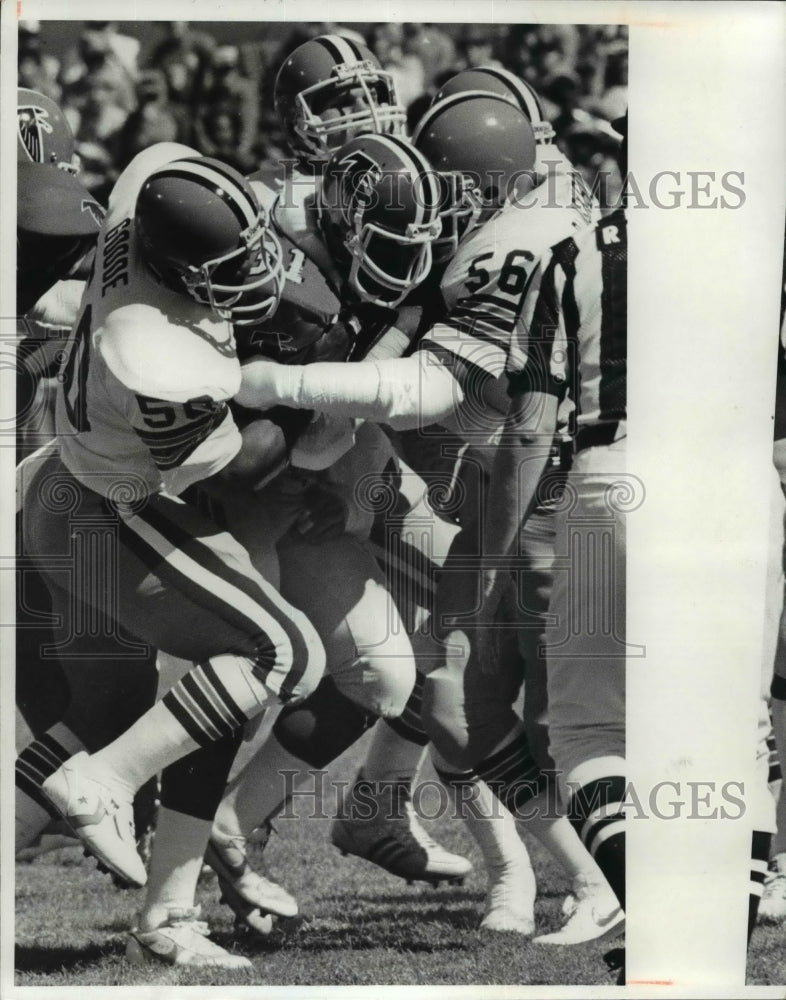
[179,221,284,325]
[431,171,484,263]
[292,61,407,160]
[341,209,441,308]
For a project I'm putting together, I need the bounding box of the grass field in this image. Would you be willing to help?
[13,733,785,988]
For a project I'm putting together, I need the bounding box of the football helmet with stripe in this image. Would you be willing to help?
[17,88,79,173]
[135,156,283,324]
[413,93,537,263]
[434,66,555,144]
[320,133,441,308]
[275,34,407,162]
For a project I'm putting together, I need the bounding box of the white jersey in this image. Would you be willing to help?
[426,163,598,384]
[55,143,242,501]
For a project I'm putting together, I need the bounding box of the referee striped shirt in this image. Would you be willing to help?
[508,208,627,431]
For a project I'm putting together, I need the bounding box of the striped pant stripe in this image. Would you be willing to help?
[116,505,303,703]
[138,498,310,698]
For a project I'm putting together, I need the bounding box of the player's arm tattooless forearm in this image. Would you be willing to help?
[237,352,464,431]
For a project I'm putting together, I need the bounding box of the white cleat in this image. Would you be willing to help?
[534,874,624,945]
[758,865,786,923]
[126,906,251,969]
[332,795,472,887]
[205,832,296,934]
[40,751,147,888]
[479,862,536,935]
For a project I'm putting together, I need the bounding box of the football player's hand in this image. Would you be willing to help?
[295,485,348,542]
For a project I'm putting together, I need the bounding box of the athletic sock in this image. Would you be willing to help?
[214,732,315,841]
[91,655,268,792]
[360,720,428,802]
[15,723,85,851]
[749,830,772,941]
[566,773,626,909]
[138,807,212,931]
[473,731,609,886]
[434,763,535,903]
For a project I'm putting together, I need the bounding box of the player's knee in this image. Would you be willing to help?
[289,615,327,701]
[260,611,326,705]
[274,675,376,768]
[332,650,416,719]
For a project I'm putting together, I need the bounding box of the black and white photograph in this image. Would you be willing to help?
[2,1,785,996]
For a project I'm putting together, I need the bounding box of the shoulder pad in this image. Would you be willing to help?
[98,304,240,403]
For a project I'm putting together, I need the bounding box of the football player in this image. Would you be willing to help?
[195,131,465,932]
[243,45,475,893]
[237,91,618,937]
[15,90,163,867]
[469,114,630,970]
[482,203,628,969]
[253,33,407,204]
[26,142,324,969]
[327,72,620,941]
[275,33,407,161]
[16,88,102,316]
[107,132,451,958]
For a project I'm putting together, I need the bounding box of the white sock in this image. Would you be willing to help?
[361,724,428,789]
[519,787,609,886]
[214,732,314,841]
[138,807,211,930]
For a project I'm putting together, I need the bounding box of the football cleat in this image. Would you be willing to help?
[205,831,297,934]
[331,785,472,885]
[533,874,624,945]
[479,859,536,935]
[758,863,786,923]
[604,945,626,985]
[40,751,147,888]
[126,905,251,969]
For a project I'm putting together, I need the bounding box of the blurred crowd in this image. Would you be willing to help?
[19,19,628,204]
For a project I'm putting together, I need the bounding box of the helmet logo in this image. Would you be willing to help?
[81,199,105,227]
[18,105,54,163]
[335,149,382,225]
